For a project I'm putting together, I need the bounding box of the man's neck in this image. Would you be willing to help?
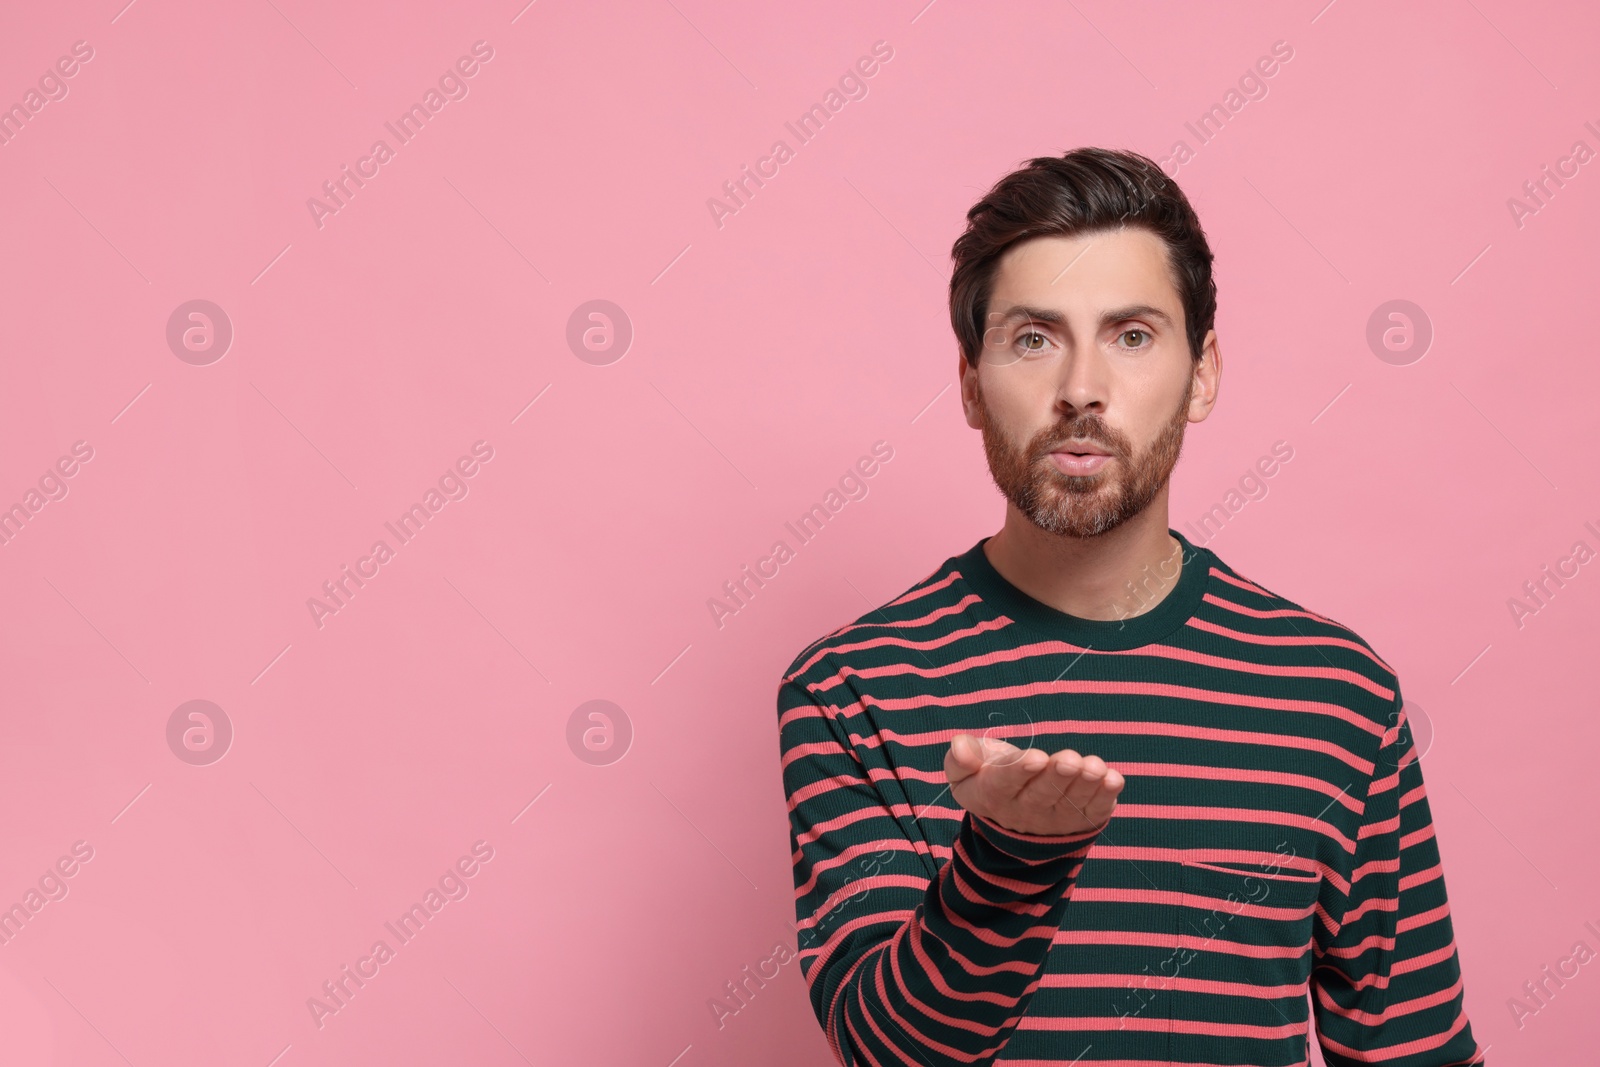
[982,508,1184,623]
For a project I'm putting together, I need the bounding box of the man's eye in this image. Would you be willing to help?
[1120,329,1151,348]
[1017,330,1047,352]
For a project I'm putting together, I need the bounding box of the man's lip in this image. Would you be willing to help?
[1049,442,1112,456]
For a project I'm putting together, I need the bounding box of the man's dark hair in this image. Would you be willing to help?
[948,147,1217,366]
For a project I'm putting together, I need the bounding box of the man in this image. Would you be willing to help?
[775,148,1484,1066]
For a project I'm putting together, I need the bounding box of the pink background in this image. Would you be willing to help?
[0,1,1595,1063]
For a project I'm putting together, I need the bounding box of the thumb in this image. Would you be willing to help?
[946,734,981,782]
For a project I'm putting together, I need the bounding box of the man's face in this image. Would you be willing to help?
[960,227,1216,539]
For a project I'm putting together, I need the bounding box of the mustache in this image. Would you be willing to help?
[1038,422,1123,456]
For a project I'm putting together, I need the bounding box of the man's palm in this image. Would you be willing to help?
[945,734,1124,837]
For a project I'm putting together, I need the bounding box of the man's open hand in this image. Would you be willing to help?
[945,733,1124,837]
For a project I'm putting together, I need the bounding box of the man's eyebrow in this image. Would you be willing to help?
[1101,304,1175,330]
[993,303,1175,330]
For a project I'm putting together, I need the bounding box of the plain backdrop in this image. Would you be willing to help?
[0,1,1595,1064]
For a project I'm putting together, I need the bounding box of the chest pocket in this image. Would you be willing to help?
[1176,860,1320,992]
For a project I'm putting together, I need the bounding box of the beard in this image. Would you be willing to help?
[978,373,1194,539]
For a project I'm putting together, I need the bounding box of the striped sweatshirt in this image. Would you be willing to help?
[776,528,1484,1066]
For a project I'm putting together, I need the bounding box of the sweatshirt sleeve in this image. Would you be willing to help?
[778,671,1102,1067]
[1310,688,1487,1066]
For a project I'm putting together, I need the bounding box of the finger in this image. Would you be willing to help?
[974,735,1023,770]
[947,734,1020,782]
[1011,749,1084,812]
[998,748,1049,796]
[977,732,1032,770]
[1061,754,1120,816]
[1076,768,1125,827]
[944,734,983,786]
[996,747,1051,800]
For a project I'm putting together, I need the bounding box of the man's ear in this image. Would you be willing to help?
[958,350,982,429]
[1188,329,1221,421]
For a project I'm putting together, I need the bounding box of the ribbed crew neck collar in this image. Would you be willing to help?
[954,527,1212,651]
